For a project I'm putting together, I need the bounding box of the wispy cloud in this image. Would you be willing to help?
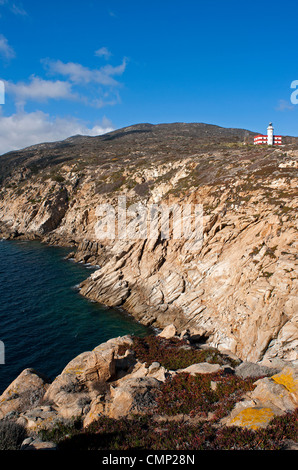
[0,34,15,60]
[5,54,128,110]
[10,2,27,16]
[43,58,127,87]
[276,99,294,111]
[108,10,117,18]
[95,47,112,60]
[0,0,27,16]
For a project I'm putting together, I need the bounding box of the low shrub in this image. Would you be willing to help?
[155,372,256,419]
[0,421,27,450]
[132,335,238,370]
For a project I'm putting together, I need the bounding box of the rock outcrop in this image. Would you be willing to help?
[0,331,297,441]
[0,123,297,363]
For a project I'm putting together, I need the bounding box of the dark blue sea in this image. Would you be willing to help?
[0,239,151,393]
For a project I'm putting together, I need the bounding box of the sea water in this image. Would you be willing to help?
[0,239,151,393]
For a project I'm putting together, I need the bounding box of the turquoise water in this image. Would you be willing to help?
[0,239,151,393]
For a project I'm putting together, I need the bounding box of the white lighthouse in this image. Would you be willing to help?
[267,122,274,146]
[254,123,282,146]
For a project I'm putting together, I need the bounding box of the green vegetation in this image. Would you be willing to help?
[50,173,65,183]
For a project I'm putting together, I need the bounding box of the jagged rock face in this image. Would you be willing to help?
[0,123,297,362]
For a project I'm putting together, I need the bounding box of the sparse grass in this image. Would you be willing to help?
[50,173,65,183]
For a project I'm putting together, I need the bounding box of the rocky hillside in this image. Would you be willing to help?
[0,122,297,364]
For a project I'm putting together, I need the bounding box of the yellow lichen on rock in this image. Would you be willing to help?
[271,367,298,397]
[229,407,275,430]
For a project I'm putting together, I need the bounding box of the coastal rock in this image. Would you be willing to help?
[0,334,297,436]
[28,187,69,234]
[175,362,223,376]
[0,368,49,420]
[106,377,161,419]
[158,324,177,339]
[83,397,105,428]
[20,437,57,450]
[17,405,59,431]
[222,402,283,430]
[249,366,298,411]
[44,354,113,418]
[43,351,92,419]
[43,336,132,419]
[222,366,298,429]
[235,362,280,379]
[83,347,116,384]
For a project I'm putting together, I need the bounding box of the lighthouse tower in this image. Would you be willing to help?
[267,122,274,146]
[254,123,282,146]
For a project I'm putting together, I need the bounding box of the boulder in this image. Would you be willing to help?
[17,405,59,431]
[106,377,160,419]
[249,366,298,412]
[235,361,280,379]
[221,366,298,429]
[175,362,222,376]
[20,437,57,450]
[222,402,283,430]
[158,324,177,339]
[42,336,135,420]
[43,351,92,419]
[83,397,105,428]
[44,344,116,419]
[147,362,168,381]
[83,348,116,383]
[0,368,49,420]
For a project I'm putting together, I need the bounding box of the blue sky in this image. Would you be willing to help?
[0,0,297,154]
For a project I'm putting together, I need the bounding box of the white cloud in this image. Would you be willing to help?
[276,99,294,111]
[101,60,127,76]
[0,110,114,155]
[0,0,27,16]
[95,47,112,60]
[5,75,76,106]
[0,34,15,60]
[10,2,27,16]
[43,58,127,86]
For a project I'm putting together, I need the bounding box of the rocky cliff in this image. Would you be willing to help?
[0,122,297,364]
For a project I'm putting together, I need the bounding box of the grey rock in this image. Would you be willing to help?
[235,361,280,379]
[21,437,57,450]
